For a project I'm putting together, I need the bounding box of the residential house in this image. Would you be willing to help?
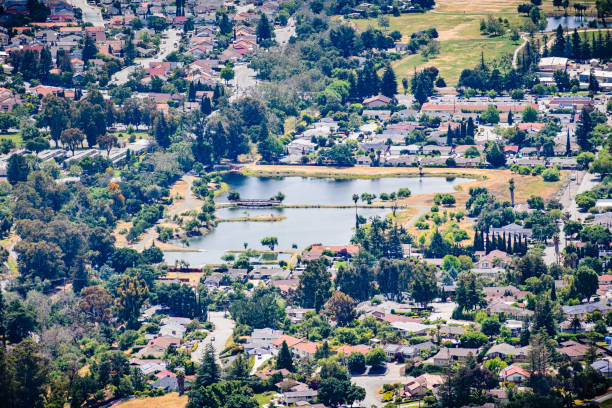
[433,348,479,367]
[562,301,612,317]
[592,359,612,377]
[489,223,532,238]
[291,342,320,359]
[485,343,530,361]
[362,94,392,107]
[557,340,601,362]
[475,250,513,269]
[383,341,435,359]
[486,301,534,319]
[402,374,444,399]
[501,365,530,383]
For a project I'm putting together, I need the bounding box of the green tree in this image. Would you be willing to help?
[256,14,273,45]
[347,352,366,373]
[153,112,171,148]
[60,128,84,156]
[7,154,30,185]
[6,340,49,408]
[220,65,234,84]
[297,259,332,312]
[276,341,294,371]
[574,265,599,302]
[576,107,594,151]
[522,106,538,122]
[260,236,278,250]
[410,262,438,308]
[486,142,506,167]
[194,343,220,389]
[365,348,386,368]
[380,64,397,98]
[115,275,149,329]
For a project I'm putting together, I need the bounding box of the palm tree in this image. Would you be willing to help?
[352,193,360,228]
[509,178,515,207]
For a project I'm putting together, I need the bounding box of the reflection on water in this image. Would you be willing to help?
[544,16,602,32]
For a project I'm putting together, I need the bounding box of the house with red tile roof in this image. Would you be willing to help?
[335,344,370,355]
[501,365,530,383]
[271,335,303,350]
[291,341,320,359]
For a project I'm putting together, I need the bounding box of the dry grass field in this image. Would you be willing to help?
[114,393,187,408]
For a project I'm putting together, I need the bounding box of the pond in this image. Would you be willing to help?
[163,174,471,266]
[544,16,603,32]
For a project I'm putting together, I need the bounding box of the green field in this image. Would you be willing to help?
[351,0,529,85]
[0,131,23,146]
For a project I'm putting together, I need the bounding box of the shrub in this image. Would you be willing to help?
[542,167,560,182]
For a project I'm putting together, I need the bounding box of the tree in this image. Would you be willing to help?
[226,353,249,381]
[60,128,84,156]
[194,343,220,389]
[410,262,438,308]
[115,275,149,329]
[25,137,50,155]
[5,340,49,408]
[577,151,595,169]
[83,34,98,63]
[576,107,594,151]
[480,105,500,124]
[256,14,273,45]
[258,135,284,162]
[365,348,387,368]
[5,299,37,343]
[347,352,366,373]
[41,96,70,147]
[509,178,515,206]
[78,286,113,324]
[276,341,294,371]
[220,65,234,84]
[7,154,29,185]
[380,64,397,98]
[522,106,538,122]
[260,236,278,251]
[574,265,599,302]
[486,142,506,167]
[326,291,356,326]
[297,259,332,312]
[481,317,501,336]
[98,133,118,156]
[153,113,171,148]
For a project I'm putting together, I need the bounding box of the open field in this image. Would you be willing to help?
[114,393,187,408]
[350,0,531,84]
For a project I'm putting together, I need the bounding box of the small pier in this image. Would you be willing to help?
[232,199,281,207]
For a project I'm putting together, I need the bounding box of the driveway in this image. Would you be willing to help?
[110,29,180,85]
[191,311,235,364]
[351,363,407,407]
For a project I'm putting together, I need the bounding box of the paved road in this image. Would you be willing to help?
[543,170,600,265]
[351,363,406,407]
[230,63,257,100]
[274,18,295,45]
[68,0,103,26]
[191,311,235,364]
[110,29,180,85]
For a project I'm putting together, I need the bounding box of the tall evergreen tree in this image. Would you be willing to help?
[566,128,571,156]
[576,107,594,152]
[256,14,273,45]
[194,343,220,388]
[276,341,294,371]
[380,64,397,98]
[551,25,565,56]
[154,112,171,148]
[200,96,212,115]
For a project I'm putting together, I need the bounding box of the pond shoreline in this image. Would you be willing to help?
[239,164,484,181]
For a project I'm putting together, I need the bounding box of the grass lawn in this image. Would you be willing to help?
[350,0,529,85]
[0,131,23,146]
[114,393,187,408]
[254,391,277,407]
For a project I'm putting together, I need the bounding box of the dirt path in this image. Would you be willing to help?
[513,35,528,69]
